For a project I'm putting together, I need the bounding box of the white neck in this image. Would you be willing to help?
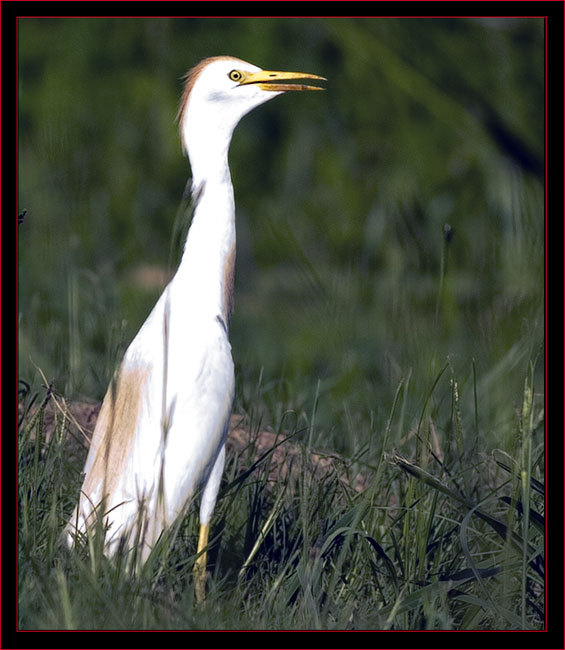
[175,120,237,329]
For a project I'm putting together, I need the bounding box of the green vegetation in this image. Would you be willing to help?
[18,17,544,629]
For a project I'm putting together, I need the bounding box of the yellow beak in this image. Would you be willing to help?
[238,69,326,92]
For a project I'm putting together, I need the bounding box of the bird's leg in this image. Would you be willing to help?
[194,444,226,603]
[194,521,209,603]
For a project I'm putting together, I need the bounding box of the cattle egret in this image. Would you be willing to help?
[65,56,325,601]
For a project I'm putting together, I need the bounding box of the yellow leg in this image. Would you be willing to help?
[194,522,209,603]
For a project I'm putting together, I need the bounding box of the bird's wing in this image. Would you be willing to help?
[79,358,152,508]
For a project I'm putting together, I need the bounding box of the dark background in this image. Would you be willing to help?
[18,14,544,454]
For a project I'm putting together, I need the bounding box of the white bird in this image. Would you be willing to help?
[65,56,325,601]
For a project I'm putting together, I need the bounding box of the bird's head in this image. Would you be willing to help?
[178,56,325,159]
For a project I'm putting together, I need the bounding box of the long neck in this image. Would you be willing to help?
[175,142,236,329]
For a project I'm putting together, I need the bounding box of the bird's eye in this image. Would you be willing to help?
[228,70,242,82]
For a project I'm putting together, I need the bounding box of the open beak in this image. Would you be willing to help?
[239,69,326,92]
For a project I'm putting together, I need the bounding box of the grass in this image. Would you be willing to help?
[17,357,544,630]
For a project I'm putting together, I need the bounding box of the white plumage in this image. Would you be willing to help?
[66,56,324,600]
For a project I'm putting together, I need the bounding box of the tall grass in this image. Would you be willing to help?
[18,357,544,630]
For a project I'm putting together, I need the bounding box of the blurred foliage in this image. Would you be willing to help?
[18,17,544,453]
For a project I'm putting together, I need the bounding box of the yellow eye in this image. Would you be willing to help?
[228,70,242,82]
